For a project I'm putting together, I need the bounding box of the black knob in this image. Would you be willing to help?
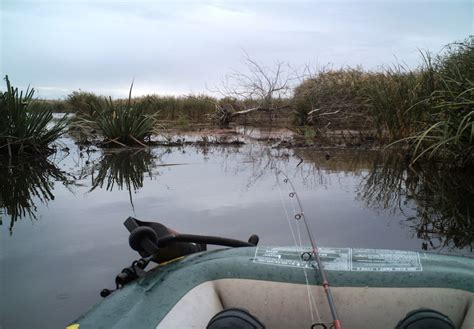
[248,234,259,246]
[100,289,113,298]
[129,226,159,252]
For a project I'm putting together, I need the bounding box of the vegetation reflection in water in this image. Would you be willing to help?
[408,167,473,252]
[358,152,473,251]
[0,157,72,234]
[296,149,474,252]
[1,144,473,253]
[89,149,157,209]
[359,153,474,251]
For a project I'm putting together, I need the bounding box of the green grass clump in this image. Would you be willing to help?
[0,76,66,156]
[75,85,158,147]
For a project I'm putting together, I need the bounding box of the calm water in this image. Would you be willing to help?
[1,128,473,329]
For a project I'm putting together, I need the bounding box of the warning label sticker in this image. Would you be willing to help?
[351,249,422,272]
[253,247,422,272]
[253,246,350,271]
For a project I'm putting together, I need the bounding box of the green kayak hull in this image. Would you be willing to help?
[70,247,474,329]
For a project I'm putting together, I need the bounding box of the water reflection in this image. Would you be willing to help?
[295,149,473,252]
[404,167,473,251]
[2,142,472,252]
[359,152,474,252]
[0,157,71,234]
[356,151,411,214]
[89,149,157,208]
[221,143,291,188]
[3,134,473,329]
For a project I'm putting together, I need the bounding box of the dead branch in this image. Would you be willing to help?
[210,54,301,126]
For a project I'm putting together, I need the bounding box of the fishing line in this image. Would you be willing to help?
[277,185,298,247]
[277,174,322,325]
[288,185,321,324]
[276,170,342,329]
[295,221,321,325]
[278,184,318,324]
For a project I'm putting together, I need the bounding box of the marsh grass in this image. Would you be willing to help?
[293,37,473,166]
[363,66,430,141]
[134,94,216,122]
[74,85,159,147]
[65,92,216,122]
[293,67,430,141]
[30,99,68,113]
[66,91,106,118]
[0,76,67,156]
[293,68,369,127]
[409,98,473,165]
[407,38,474,166]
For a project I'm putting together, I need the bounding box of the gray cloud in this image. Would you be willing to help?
[1,0,472,98]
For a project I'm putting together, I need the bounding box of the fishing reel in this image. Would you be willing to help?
[101,217,259,297]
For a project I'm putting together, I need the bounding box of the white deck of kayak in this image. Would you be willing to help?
[157,279,474,329]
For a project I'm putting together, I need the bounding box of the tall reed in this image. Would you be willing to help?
[408,38,474,166]
[363,66,430,141]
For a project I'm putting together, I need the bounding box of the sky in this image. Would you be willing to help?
[1,0,472,99]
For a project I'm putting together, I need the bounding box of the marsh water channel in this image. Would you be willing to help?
[1,127,473,329]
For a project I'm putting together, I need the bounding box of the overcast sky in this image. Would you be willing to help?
[1,0,472,99]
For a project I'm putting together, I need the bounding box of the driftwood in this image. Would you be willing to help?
[212,103,292,126]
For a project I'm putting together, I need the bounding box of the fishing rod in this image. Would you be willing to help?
[278,170,342,329]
